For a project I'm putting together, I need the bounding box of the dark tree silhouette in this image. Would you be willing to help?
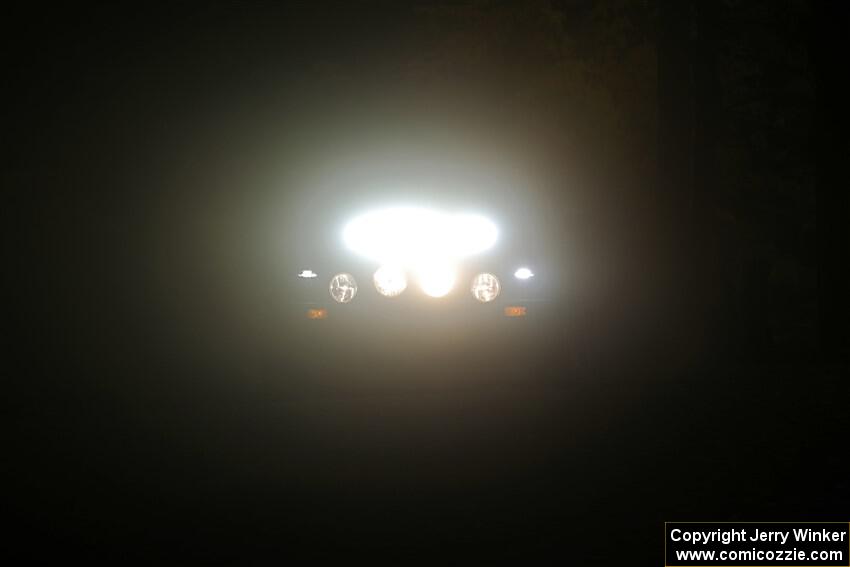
[812,0,849,362]
[657,0,693,237]
[658,0,827,362]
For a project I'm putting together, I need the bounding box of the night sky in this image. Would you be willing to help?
[7,2,848,563]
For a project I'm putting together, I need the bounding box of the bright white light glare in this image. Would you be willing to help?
[471,273,501,303]
[373,265,407,297]
[417,264,456,298]
[329,273,358,303]
[297,269,318,279]
[342,207,497,265]
[514,267,534,280]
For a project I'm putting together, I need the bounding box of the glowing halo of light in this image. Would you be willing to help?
[329,273,358,303]
[373,265,407,297]
[514,267,534,280]
[470,273,501,303]
[342,207,497,265]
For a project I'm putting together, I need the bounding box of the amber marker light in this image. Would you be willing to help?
[503,306,527,317]
[306,308,328,320]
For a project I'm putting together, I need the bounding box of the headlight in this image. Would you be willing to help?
[470,272,501,303]
[373,265,407,297]
[417,263,456,298]
[342,207,497,265]
[514,267,534,280]
[329,273,358,303]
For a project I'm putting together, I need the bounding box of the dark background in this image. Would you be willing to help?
[6,1,848,563]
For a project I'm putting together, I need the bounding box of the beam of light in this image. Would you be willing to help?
[417,263,456,298]
[471,272,501,303]
[373,265,407,297]
[342,207,497,266]
[329,273,358,303]
[514,267,534,280]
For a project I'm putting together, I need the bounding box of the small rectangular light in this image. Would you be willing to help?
[503,306,527,317]
[306,308,328,320]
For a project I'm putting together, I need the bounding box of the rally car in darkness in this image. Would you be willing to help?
[292,206,549,329]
